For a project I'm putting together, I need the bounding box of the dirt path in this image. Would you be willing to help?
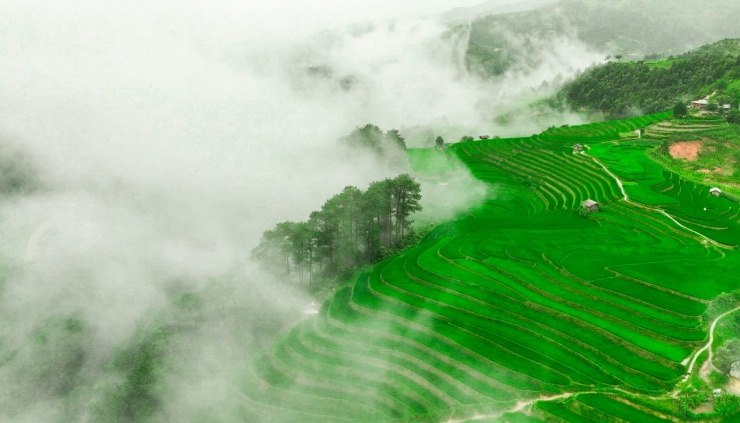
[583,150,729,250]
[442,393,573,422]
[682,305,740,383]
[584,152,629,200]
[582,149,740,384]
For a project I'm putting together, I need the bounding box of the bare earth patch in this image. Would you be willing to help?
[670,141,702,161]
[695,402,714,414]
[697,167,724,174]
[727,377,740,395]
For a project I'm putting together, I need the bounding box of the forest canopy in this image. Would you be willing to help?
[553,39,740,118]
[252,174,422,291]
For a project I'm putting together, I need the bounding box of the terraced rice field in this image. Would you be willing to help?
[241,112,740,422]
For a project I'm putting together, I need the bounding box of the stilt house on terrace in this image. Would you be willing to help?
[582,199,599,212]
[710,187,722,197]
[573,144,583,153]
[690,99,709,109]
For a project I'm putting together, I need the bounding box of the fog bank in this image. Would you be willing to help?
[0,1,603,420]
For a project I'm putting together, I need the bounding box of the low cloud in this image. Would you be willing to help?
[0,1,604,420]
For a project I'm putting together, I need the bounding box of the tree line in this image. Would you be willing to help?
[252,174,423,291]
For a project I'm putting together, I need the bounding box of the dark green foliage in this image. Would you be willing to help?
[90,292,212,423]
[555,39,740,118]
[707,292,740,321]
[27,317,88,397]
[674,101,689,118]
[0,142,40,195]
[727,110,740,124]
[253,175,422,290]
[435,136,445,147]
[104,325,176,422]
[459,135,475,143]
[710,371,730,387]
[341,124,407,162]
[715,340,740,374]
[677,389,710,416]
[715,395,740,418]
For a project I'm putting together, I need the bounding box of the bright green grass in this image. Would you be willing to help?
[644,59,681,69]
[536,393,677,423]
[577,394,673,423]
[406,148,463,176]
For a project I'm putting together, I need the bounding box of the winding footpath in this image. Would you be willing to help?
[585,149,740,383]
[588,153,629,201]
[584,150,729,249]
[683,305,740,382]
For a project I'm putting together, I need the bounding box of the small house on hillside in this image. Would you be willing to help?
[582,199,599,212]
[710,187,722,197]
[690,99,709,109]
[724,104,732,111]
[479,135,491,140]
[713,389,723,397]
[573,143,583,152]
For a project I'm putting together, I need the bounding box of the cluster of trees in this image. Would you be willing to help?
[715,339,740,375]
[252,174,423,290]
[728,109,740,124]
[555,40,740,118]
[341,124,407,163]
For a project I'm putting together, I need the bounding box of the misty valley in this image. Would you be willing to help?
[5,1,740,422]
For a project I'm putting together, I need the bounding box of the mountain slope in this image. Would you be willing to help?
[554,39,740,118]
[242,113,740,422]
[463,0,740,78]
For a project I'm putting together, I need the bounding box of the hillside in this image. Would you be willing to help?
[240,112,740,422]
[463,0,740,78]
[554,39,740,118]
[647,117,740,193]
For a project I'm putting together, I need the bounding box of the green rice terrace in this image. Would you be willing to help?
[242,112,740,422]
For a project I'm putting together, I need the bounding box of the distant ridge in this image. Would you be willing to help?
[441,0,556,24]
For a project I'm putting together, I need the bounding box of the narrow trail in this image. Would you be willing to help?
[442,393,574,423]
[587,153,629,201]
[682,305,740,383]
[657,210,724,249]
[583,150,728,250]
[584,148,739,385]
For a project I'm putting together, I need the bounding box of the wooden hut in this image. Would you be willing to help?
[582,199,599,212]
[710,187,722,197]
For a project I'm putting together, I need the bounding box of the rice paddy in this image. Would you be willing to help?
[242,112,740,422]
